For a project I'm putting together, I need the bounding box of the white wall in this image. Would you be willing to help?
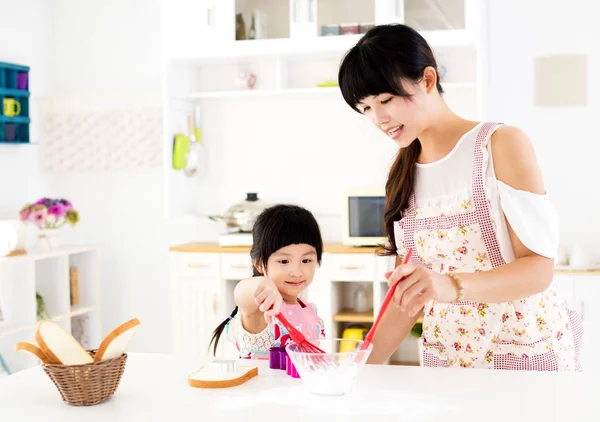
[188,93,398,243]
[0,0,51,222]
[487,0,600,263]
[44,0,180,353]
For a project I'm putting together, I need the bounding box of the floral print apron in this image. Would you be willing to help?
[394,122,583,370]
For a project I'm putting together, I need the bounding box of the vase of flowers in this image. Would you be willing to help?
[19,198,80,251]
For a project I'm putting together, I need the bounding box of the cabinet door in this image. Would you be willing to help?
[377,0,468,30]
[552,274,575,309]
[289,0,318,39]
[573,277,600,372]
[161,0,234,59]
[177,278,221,358]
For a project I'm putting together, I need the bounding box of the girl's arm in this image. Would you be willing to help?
[367,255,420,364]
[234,276,282,333]
[391,126,556,314]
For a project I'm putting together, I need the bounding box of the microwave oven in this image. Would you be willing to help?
[342,188,386,246]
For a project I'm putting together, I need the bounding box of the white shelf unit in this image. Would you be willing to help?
[162,0,484,219]
[0,246,101,374]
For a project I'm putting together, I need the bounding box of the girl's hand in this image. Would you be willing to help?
[385,265,458,317]
[253,277,283,322]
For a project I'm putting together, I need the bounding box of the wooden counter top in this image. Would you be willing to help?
[169,243,600,275]
[169,242,381,254]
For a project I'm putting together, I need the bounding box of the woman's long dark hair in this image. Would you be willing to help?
[338,24,443,256]
[208,204,323,355]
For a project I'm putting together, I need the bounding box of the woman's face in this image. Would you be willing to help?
[356,78,432,148]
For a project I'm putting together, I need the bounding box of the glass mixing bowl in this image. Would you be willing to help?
[285,338,373,396]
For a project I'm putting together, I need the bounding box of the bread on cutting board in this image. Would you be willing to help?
[188,364,258,389]
[35,320,94,365]
[15,339,52,363]
[94,317,140,362]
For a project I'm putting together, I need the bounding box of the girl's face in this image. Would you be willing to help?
[259,243,318,304]
[357,78,433,148]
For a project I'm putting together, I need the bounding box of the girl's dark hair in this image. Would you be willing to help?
[338,24,443,256]
[208,204,323,355]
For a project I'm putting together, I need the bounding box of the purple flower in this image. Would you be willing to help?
[59,199,73,210]
[48,203,67,218]
[34,198,49,206]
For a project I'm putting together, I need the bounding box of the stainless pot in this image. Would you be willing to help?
[209,193,268,233]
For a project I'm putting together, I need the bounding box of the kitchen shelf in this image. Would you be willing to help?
[0,88,30,97]
[0,323,35,339]
[389,360,420,367]
[0,116,30,124]
[0,246,100,373]
[180,86,339,99]
[333,309,374,323]
[175,29,475,64]
[0,61,30,143]
[177,82,475,101]
[331,310,423,324]
[70,304,100,318]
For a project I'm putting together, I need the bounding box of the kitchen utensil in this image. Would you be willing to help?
[359,247,413,352]
[286,338,373,396]
[275,312,340,371]
[275,312,325,354]
[353,285,370,313]
[184,115,199,176]
[172,133,189,170]
[209,192,268,233]
[3,98,21,117]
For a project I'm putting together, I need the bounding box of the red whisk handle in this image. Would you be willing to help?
[362,248,413,349]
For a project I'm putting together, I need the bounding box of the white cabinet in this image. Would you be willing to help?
[571,276,600,373]
[161,1,483,219]
[169,247,409,361]
[161,0,235,60]
[170,248,600,372]
[552,273,600,373]
[0,247,100,374]
[170,252,221,358]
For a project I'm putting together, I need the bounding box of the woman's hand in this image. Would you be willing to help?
[253,277,283,322]
[385,265,458,317]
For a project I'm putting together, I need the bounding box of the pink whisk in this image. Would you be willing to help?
[275,313,325,354]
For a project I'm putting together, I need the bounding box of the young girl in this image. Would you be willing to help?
[338,24,583,371]
[209,204,326,359]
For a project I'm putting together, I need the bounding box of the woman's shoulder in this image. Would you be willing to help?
[489,124,545,194]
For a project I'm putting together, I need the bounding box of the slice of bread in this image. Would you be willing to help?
[94,317,140,362]
[35,321,93,365]
[15,339,52,363]
[188,365,258,388]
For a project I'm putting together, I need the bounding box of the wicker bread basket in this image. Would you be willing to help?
[41,350,127,406]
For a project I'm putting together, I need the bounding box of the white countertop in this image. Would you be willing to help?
[0,353,597,421]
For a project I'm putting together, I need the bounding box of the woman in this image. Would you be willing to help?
[338,24,582,370]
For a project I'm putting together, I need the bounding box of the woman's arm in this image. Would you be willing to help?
[367,255,420,364]
[390,126,556,314]
[234,276,282,333]
[460,125,555,300]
